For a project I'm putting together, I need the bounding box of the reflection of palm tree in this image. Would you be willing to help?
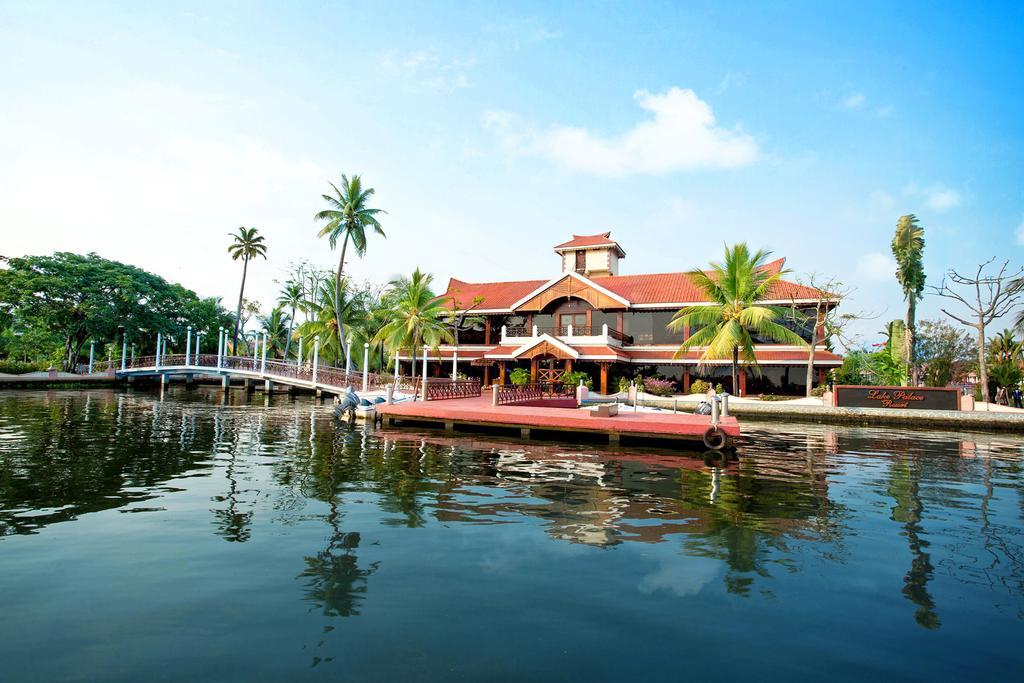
[888,458,940,629]
[212,436,253,543]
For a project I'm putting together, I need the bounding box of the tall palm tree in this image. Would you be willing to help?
[277,281,303,360]
[227,227,268,350]
[295,279,362,365]
[669,243,807,395]
[373,268,453,378]
[891,214,926,385]
[314,175,386,363]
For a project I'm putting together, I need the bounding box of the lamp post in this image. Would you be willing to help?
[121,339,127,371]
[362,342,370,392]
[312,336,320,386]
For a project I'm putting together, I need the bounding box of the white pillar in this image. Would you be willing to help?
[130,344,135,365]
[121,340,127,371]
[345,339,352,376]
[156,333,162,368]
[88,341,95,373]
[312,337,320,385]
[185,326,192,366]
[296,336,303,368]
[452,348,459,380]
[422,347,428,383]
[195,334,202,365]
[216,328,223,368]
[532,324,538,337]
[252,334,258,370]
[362,342,370,392]
[393,351,399,378]
[567,324,573,337]
[602,323,609,337]
[260,331,268,374]
[501,325,507,341]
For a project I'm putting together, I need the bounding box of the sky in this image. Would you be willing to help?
[2,0,1022,346]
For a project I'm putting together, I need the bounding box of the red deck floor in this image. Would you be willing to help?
[376,395,740,445]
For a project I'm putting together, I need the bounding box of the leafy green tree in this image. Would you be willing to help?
[314,175,386,363]
[891,215,926,385]
[669,243,807,394]
[916,319,974,387]
[0,252,229,370]
[373,268,453,378]
[227,227,268,351]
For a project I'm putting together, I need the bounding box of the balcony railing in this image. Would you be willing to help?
[502,324,633,344]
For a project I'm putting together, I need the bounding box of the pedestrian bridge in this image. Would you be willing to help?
[82,353,481,400]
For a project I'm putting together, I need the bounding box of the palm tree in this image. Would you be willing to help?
[891,214,926,385]
[259,307,292,358]
[227,227,268,350]
[373,268,453,378]
[314,175,386,363]
[277,281,303,360]
[295,279,365,366]
[668,243,807,395]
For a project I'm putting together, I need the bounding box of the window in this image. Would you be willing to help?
[575,250,586,272]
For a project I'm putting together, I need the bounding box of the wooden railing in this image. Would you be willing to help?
[496,382,574,405]
[421,378,482,400]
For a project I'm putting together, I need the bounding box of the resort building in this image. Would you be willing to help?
[408,232,842,396]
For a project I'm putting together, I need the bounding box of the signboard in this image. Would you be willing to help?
[833,385,961,411]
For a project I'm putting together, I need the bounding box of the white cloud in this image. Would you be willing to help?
[923,185,962,212]
[639,557,720,597]
[485,87,758,177]
[874,104,894,118]
[842,92,866,110]
[857,251,896,282]
[380,49,475,91]
[1016,217,1024,246]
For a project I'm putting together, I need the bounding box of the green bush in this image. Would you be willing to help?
[509,367,530,386]
[616,376,631,393]
[0,359,49,374]
[690,379,710,394]
[810,385,828,398]
[715,383,725,394]
[759,394,794,401]
[559,370,592,389]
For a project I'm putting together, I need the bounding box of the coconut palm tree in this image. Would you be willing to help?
[668,243,807,395]
[259,307,292,358]
[314,175,386,363]
[373,268,453,378]
[891,214,926,385]
[277,281,303,360]
[227,227,268,350]
[296,279,355,365]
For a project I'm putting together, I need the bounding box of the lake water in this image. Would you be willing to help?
[1,389,1022,681]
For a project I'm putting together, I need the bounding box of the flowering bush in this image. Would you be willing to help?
[643,378,676,396]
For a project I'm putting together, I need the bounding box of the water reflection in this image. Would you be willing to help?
[1,389,1023,649]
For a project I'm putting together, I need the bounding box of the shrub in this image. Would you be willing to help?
[509,367,530,386]
[715,383,725,394]
[0,359,48,374]
[559,370,592,389]
[690,379,710,394]
[643,378,676,396]
[616,376,631,393]
[759,394,794,401]
[810,385,828,398]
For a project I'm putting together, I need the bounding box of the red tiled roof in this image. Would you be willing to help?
[445,264,831,309]
[553,232,618,250]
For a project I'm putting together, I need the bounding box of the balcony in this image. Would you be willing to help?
[501,324,633,347]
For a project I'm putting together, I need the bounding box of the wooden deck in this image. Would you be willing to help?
[376,395,740,449]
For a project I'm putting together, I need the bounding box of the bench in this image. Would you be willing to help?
[590,404,619,417]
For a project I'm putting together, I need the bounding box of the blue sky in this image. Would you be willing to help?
[2,1,1022,345]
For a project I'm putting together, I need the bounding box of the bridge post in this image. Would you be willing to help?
[312,337,320,386]
[345,340,352,376]
[422,347,428,385]
[221,374,230,390]
[297,336,303,368]
[161,373,168,389]
[88,341,94,374]
[264,379,273,393]
[130,344,135,366]
[194,333,201,365]
[362,343,370,392]
[156,333,162,368]
[185,326,192,366]
[252,334,258,370]
[121,340,127,371]
[260,331,268,375]
[393,351,399,380]
[216,327,224,369]
[452,347,458,381]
